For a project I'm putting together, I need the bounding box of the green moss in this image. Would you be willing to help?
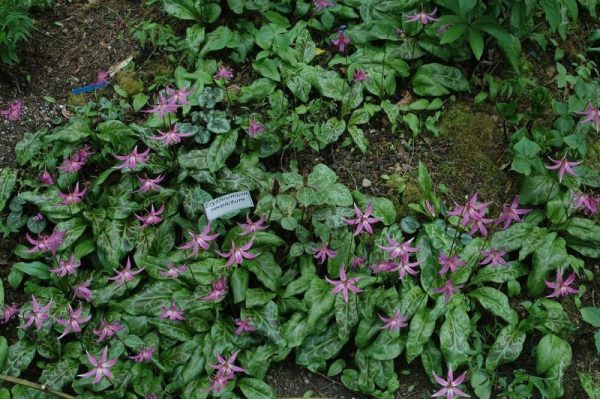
[588,137,600,171]
[427,103,510,206]
[67,94,89,107]
[115,70,143,96]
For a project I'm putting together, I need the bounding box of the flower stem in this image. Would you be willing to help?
[0,375,76,399]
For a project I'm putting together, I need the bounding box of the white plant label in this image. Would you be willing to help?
[204,191,254,221]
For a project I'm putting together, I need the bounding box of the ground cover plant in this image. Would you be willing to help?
[1,0,600,398]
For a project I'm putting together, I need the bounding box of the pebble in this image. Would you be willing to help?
[362,178,371,188]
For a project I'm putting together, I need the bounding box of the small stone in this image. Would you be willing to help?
[303,378,309,384]
[362,178,372,188]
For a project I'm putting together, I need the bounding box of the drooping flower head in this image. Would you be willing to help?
[59,182,87,205]
[214,65,234,80]
[572,192,599,216]
[406,7,439,24]
[434,280,462,303]
[545,154,582,183]
[1,303,20,324]
[25,230,65,256]
[576,103,600,132]
[545,271,579,298]
[314,0,333,11]
[353,69,368,82]
[350,256,365,270]
[167,85,194,106]
[390,258,423,280]
[495,195,531,230]
[179,225,219,257]
[208,371,230,394]
[332,30,351,53]
[160,262,188,279]
[93,319,123,342]
[130,346,156,363]
[344,202,381,236]
[40,169,54,185]
[247,119,265,137]
[238,215,268,236]
[217,239,259,268]
[480,249,508,267]
[78,347,117,384]
[447,193,490,227]
[379,311,408,332]
[1,100,24,121]
[135,174,165,193]
[235,318,255,335]
[202,277,228,302]
[149,124,194,146]
[438,253,465,275]
[144,93,178,118]
[135,204,165,227]
[108,257,144,288]
[312,243,337,264]
[56,304,91,339]
[22,296,52,330]
[432,368,470,399]
[378,236,419,263]
[211,351,246,379]
[114,146,150,170]
[72,279,92,302]
[325,266,362,303]
[50,254,81,277]
[160,302,185,321]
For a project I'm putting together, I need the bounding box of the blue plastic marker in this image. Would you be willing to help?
[71,82,109,95]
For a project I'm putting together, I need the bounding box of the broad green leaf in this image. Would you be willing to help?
[304,278,335,329]
[581,307,600,328]
[12,262,49,280]
[364,330,403,360]
[335,294,359,341]
[245,253,282,292]
[207,130,238,172]
[0,337,7,370]
[238,377,276,399]
[296,326,345,371]
[0,168,17,212]
[411,63,470,96]
[485,325,526,370]
[470,287,518,325]
[536,333,572,374]
[5,341,36,377]
[439,302,471,369]
[39,359,79,390]
[528,235,567,296]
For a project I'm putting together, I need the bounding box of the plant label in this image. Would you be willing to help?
[204,191,254,221]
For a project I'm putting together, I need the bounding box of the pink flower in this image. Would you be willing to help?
[179,225,219,257]
[1,100,23,121]
[149,124,194,146]
[167,85,194,106]
[314,0,333,11]
[146,395,158,399]
[406,8,439,24]
[432,368,470,399]
[238,215,268,236]
[480,249,508,267]
[214,65,234,80]
[372,260,396,274]
[202,277,228,302]
[545,272,579,298]
[312,244,337,264]
[379,311,408,332]
[467,211,493,237]
[447,193,490,228]
[343,203,381,235]
[96,71,110,85]
[108,257,144,288]
[25,230,65,256]
[130,346,156,363]
[93,319,123,342]
[56,304,91,339]
[135,174,165,193]
[425,200,436,217]
[211,352,246,379]
[495,195,531,230]
[160,302,185,321]
[50,254,81,277]
[135,204,165,227]
[72,279,92,302]
[217,239,259,268]
[350,256,365,270]
[325,266,362,303]
[332,30,351,53]
[58,158,84,174]
[390,258,423,280]
[208,371,230,394]
[434,279,462,303]
[576,103,600,132]
[114,146,150,170]
[58,182,87,205]
[145,93,179,118]
[78,347,117,384]
[22,296,51,330]
[378,236,419,263]
[353,69,368,82]
[1,303,20,324]
[40,169,54,185]
[572,192,599,216]
[160,262,188,279]
[235,318,255,335]
[545,154,582,182]
[247,119,265,137]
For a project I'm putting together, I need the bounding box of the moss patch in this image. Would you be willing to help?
[423,102,511,207]
[115,70,143,96]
